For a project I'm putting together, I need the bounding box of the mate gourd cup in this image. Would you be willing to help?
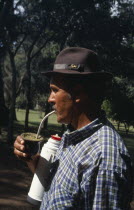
[21,133,44,156]
[21,111,56,156]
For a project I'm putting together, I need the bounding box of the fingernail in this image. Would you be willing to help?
[21,146,24,150]
[23,153,26,157]
[20,140,24,144]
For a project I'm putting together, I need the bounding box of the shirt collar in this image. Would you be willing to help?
[62,113,107,147]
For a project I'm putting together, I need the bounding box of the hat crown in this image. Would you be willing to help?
[42,47,113,80]
[54,47,100,73]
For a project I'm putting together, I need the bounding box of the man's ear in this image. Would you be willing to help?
[72,84,86,103]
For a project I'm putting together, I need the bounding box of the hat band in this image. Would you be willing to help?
[54,64,84,72]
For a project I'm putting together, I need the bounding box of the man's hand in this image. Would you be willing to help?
[14,136,31,160]
[14,136,40,173]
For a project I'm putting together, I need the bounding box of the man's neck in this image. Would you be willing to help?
[71,111,100,130]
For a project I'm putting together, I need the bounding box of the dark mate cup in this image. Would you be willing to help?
[21,133,44,156]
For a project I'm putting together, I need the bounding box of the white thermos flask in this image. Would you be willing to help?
[27,134,61,206]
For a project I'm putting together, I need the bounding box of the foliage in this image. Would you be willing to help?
[102,99,112,118]
[109,77,134,132]
[37,0,134,77]
[37,95,49,112]
[16,92,49,111]
[16,94,27,109]
[0,0,134,140]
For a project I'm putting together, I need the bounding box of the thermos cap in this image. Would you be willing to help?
[51,135,61,141]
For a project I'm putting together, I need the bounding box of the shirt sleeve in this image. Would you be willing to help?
[81,168,132,210]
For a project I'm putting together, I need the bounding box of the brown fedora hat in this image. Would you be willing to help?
[42,47,113,79]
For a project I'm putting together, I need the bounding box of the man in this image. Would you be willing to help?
[14,47,132,209]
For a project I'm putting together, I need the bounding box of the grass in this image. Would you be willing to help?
[120,132,134,163]
[15,109,64,137]
[16,109,58,125]
[16,109,61,129]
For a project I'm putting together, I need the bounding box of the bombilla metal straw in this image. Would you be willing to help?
[36,110,56,139]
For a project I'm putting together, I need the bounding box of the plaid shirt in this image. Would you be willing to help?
[40,116,132,210]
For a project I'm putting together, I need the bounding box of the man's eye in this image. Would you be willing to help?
[52,88,58,93]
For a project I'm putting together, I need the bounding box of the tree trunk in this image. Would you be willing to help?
[0,61,9,127]
[7,51,17,145]
[124,122,129,135]
[43,101,51,130]
[117,121,120,131]
[24,59,31,131]
[0,61,5,107]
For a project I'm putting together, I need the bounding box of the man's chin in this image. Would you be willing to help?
[57,117,67,125]
[57,118,63,124]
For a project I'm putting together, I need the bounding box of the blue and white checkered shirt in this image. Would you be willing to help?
[40,115,132,210]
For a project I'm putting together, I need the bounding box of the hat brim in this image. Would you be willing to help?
[41,69,113,80]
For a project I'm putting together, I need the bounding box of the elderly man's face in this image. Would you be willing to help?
[48,76,74,124]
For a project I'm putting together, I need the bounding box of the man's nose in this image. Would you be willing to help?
[48,92,55,103]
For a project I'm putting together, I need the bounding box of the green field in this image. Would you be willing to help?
[15,109,63,138]
[121,133,134,163]
[16,109,58,126]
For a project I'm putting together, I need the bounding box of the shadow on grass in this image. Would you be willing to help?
[119,131,134,138]
[0,140,38,208]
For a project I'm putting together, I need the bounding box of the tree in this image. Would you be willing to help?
[0,0,28,143]
[22,34,54,130]
[1,0,133,141]
[109,77,134,133]
[0,10,9,128]
[0,59,9,127]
